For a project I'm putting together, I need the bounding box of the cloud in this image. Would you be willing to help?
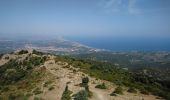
[100,0,140,14]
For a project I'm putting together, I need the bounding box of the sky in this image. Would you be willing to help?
[0,0,170,37]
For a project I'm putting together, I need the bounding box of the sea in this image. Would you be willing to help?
[66,36,170,52]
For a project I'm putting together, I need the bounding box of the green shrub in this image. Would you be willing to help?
[32,50,43,55]
[3,68,26,84]
[84,86,93,98]
[127,87,137,93]
[95,83,107,89]
[43,81,53,87]
[18,50,28,55]
[110,92,117,96]
[140,88,149,95]
[0,54,3,59]
[29,56,44,66]
[8,93,25,100]
[34,97,44,100]
[25,93,33,97]
[165,93,170,100]
[33,88,43,95]
[1,86,9,92]
[42,56,47,61]
[82,77,89,84]
[5,56,9,59]
[8,93,17,100]
[80,77,89,88]
[80,77,92,97]
[48,86,55,91]
[73,90,88,100]
[61,85,72,100]
[113,86,123,94]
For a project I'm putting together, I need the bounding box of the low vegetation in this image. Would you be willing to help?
[73,90,88,100]
[48,86,55,91]
[0,50,170,100]
[110,92,117,96]
[112,86,123,95]
[61,85,73,100]
[0,50,47,99]
[32,50,44,55]
[80,77,89,87]
[33,88,43,95]
[18,50,28,55]
[0,54,3,59]
[140,88,149,95]
[127,87,137,93]
[80,77,93,97]
[43,81,53,87]
[95,83,107,89]
[4,56,9,60]
[53,55,170,100]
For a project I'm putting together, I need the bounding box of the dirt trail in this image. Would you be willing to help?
[35,58,84,100]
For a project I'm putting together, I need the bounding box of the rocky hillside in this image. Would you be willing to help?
[0,50,165,100]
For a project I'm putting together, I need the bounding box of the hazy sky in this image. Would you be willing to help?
[0,0,170,38]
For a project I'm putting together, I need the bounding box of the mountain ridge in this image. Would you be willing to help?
[0,49,169,100]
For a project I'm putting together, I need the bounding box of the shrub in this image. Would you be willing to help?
[81,77,89,87]
[42,56,47,61]
[84,86,93,98]
[33,88,43,95]
[48,86,55,91]
[61,85,72,100]
[8,93,17,100]
[34,97,44,100]
[25,93,33,97]
[140,88,149,95]
[5,56,9,60]
[82,77,89,84]
[43,81,52,87]
[95,83,107,89]
[80,77,92,97]
[4,69,26,84]
[113,86,123,94]
[18,50,28,55]
[29,56,44,66]
[166,93,170,100]
[73,90,88,100]
[8,93,25,100]
[127,87,137,93]
[32,50,43,55]
[2,87,9,92]
[110,92,117,96]
[0,54,3,59]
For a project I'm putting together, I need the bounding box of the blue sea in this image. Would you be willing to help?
[66,36,170,51]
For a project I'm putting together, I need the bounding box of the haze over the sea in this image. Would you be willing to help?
[0,0,170,51]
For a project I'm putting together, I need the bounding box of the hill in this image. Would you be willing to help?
[0,50,169,100]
